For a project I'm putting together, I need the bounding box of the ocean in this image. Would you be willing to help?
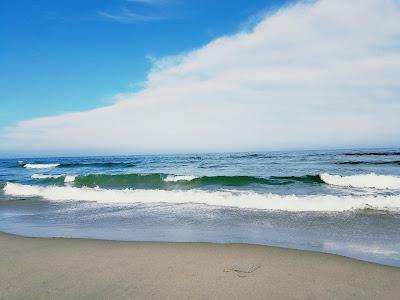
[1,148,400,266]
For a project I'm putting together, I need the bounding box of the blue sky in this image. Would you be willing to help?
[0,0,293,131]
[1,0,399,156]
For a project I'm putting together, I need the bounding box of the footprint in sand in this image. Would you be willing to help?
[223,264,261,277]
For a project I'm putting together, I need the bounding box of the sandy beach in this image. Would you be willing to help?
[1,232,399,299]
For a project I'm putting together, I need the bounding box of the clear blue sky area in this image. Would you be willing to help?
[0,0,293,130]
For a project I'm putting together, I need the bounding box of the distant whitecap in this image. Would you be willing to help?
[24,163,60,169]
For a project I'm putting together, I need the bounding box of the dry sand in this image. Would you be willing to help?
[1,232,399,299]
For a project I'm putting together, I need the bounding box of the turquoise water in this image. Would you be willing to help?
[1,148,400,266]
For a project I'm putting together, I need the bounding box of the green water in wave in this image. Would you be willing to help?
[37,173,325,189]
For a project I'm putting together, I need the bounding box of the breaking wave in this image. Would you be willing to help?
[3,182,400,212]
[22,162,136,169]
[31,174,76,183]
[23,163,60,169]
[25,172,400,190]
[28,173,323,189]
[163,175,198,182]
[320,173,400,189]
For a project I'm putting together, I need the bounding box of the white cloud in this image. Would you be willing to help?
[2,0,400,155]
[98,8,162,23]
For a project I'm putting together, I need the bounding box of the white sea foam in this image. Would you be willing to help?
[64,175,76,183]
[4,182,400,212]
[31,174,76,183]
[24,163,60,169]
[163,175,197,182]
[320,173,400,189]
[323,241,399,256]
[31,174,62,179]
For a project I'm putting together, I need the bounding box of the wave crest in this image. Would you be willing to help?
[30,173,322,189]
[320,173,400,189]
[24,163,60,169]
[163,175,198,182]
[26,172,400,190]
[31,174,76,183]
[3,182,400,212]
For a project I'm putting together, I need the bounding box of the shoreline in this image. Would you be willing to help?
[1,230,397,267]
[3,230,399,267]
[1,232,400,299]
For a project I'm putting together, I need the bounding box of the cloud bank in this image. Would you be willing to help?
[2,0,400,155]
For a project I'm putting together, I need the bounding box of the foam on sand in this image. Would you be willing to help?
[3,182,400,212]
[24,163,60,169]
[320,173,400,189]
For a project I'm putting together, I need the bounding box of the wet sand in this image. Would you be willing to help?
[1,232,399,299]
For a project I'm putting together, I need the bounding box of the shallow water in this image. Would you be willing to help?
[1,148,400,266]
